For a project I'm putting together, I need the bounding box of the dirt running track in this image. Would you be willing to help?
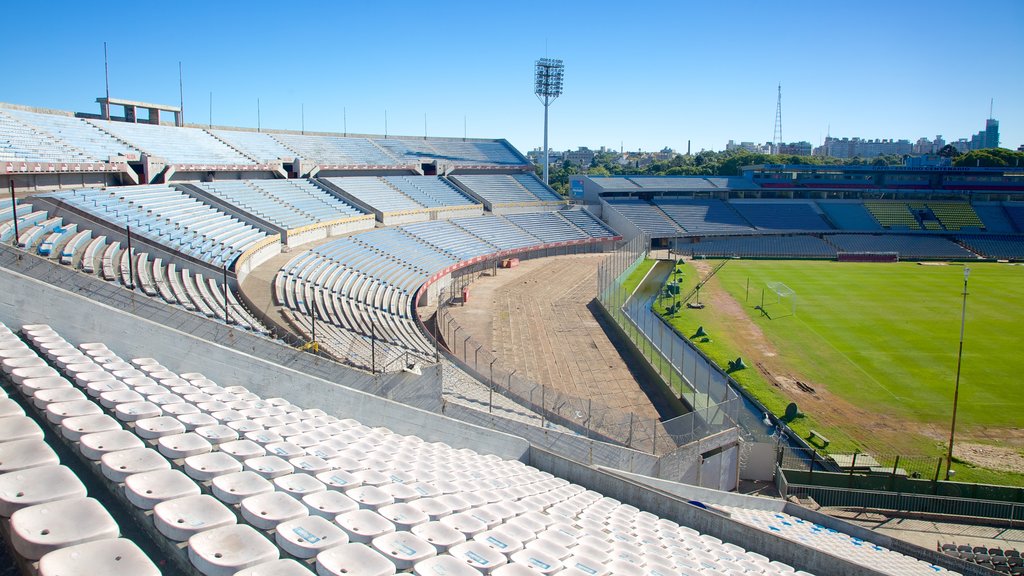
[447,254,668,422]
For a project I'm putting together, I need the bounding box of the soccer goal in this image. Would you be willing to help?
[760,281,796,318]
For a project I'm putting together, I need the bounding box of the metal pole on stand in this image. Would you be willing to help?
[222,265,230,324]
[9,182,18,247]
[125,225,134,290]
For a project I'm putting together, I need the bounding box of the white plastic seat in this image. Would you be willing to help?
[24,377,74,400]
[0,463,86,518]
[475,528,525,555]
[511,548,563,574]
[317,469,361,490]
[86,380,128,398]
[134,415,187,439]
[72,370,114,389]
[163,402,201,417]
[266,441,305,459]
[436,494,471,514]
[411,497,453,521]
[114,401,162,422]
[563,554,610,576]
[2,356,46,376]
[158,432,213,459]
[303,490,359,519]
[290,454,332,475]
[9,497,118,560]
[184,451,243,481]
[0,439,59,473]
[371,530,437,570]
[195,424,239,445]
[527,538,572,561]
[347,485,395,510]
[413,554,483,576]
[245,429,284,445]
[37,538,161,576]
[491,563,538,576]
[315,542,397,576]
[11,365,59,385]
[449,541,508,573]
[188,524,280,576]
[124,468,201,510]
[274,472,327,498]
[79,429,144,460]
[226,419,262,434]
[382,482,421,503]
[154,494,236,541]
[411,521,467,553]
[379,502,430,530]
[499,522,537,545]
[211,470,275,505]
[441,511,488,538]
[60,413,121,441]
[45,400,102,424]
[244,455,294,479]
[334,509,396,544]
[275,514,349,558]
[178,412,219,430]
[234,558,314,576]
[240,491,309,530]
[219,439,266,460]
[100,447,170,482]
[98,389,145,408]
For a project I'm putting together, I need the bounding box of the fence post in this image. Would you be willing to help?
[627,413,634,448]
[890,455,900,491]
[652,422,657,455]
[541,386,546,429]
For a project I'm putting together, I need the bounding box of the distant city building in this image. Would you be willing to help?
[527,147,563,165]
[913,136,945,155]
[775,141,813,156]
[726,140,768,154]
[813,137,913,159]
[563,147,596,167]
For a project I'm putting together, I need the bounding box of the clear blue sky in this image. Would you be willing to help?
[5,0,1022,155]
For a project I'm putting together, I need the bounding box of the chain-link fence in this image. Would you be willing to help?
[434,234,744,454]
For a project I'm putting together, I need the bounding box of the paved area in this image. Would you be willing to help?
[447,254,663,422]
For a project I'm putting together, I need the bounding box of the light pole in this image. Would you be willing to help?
[534,58,564,186]
[945,267,970,481]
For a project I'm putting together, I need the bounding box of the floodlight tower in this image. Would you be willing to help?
[535,58,564,186]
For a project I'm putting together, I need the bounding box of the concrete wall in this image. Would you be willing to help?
[0,265,529,461]
[599,200,645,242]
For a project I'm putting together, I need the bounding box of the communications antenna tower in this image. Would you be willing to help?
[772,83,783,154]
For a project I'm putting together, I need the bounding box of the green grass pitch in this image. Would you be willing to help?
[710,260,1024,433]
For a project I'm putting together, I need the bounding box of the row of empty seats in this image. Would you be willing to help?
[450,174,564,206]
[192,179,366,231]
[718,505,953,576]
[325,175,490,217]
[0,322,959,575]
[3,108,140,162]
[0,324,163,574]
[683,236,838,259]
[2,107,528,167]
[276,211,616,365]
[0,110,95,164]
[604,198,1024,236]
[682,233,983,260]
[40,184,273,268]
[2,204,269,335]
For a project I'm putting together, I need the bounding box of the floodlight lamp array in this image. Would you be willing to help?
[534,58,564,99]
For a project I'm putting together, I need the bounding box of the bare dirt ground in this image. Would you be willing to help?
[690,260,1024,464]
[447,254,663,421]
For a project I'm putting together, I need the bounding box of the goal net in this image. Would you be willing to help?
[763,281,796,317]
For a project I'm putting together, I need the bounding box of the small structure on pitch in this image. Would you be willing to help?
[755,281,796,319]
